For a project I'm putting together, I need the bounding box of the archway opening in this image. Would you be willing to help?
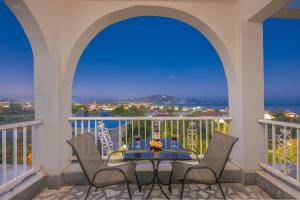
[71,16,229,155]
[0,1,35,183]
[263,17,300,179]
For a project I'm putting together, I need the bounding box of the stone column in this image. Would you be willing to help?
[229,19,265,184]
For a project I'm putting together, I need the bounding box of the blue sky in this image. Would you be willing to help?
[0,1,299,104]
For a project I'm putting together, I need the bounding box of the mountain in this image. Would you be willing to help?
[129,95,178,105]
[123,95,226,105]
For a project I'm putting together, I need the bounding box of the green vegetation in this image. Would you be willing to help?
[0,114,34,125]
[112,105,146,116]
[187,111,202,117]
[269,111,300,123]
[72,104,88,114]
[0,103,34,125]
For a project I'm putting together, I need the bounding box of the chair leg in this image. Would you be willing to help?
[208,184,212,190]
[135,170,142,192]
[179,181,185,200]
[216,182,226,199]
[126,182,132,199]
[168,169,173,192]
[85,185,92,200]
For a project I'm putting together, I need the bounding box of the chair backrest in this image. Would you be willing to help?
[203,132,238,179]
[67,133,106,184]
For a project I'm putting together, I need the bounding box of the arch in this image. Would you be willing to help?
[64,5,236,109]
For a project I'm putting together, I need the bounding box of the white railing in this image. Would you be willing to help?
[68,116,231,159]
[258,119,300,185]
[0,120,42,193]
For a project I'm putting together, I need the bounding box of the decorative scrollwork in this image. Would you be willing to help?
[186,121,198,151]
[153,120,160,139]
[277,127,293,174]
[97,121,113,156]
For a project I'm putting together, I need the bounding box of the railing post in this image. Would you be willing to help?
[177,121,179,148]
[158,120,161,137]
[13,127,18,179]
[164,121,167,148]
[211,120,214,136]
[264,123,268,164]
[297,128,300,182]
[144,120,147,149]
[170,121,173,138]
[119,120,122,147]
[81,120,84,134]
[31,126,36,167]
[2,130,7,184]
[94,120,97,146]
[74,120,78,137]
[206,120,209,149]
[23,126,27,172]
[283,126,287,175]
[199,120,202,155]
[182,120,185,148]
[138,120,140,136]
[125,120,128,146]
[131,120,134,149]
[151,120,154,139]
[272,124,276,169]
[191,120,194,150]
[88,120,91,133]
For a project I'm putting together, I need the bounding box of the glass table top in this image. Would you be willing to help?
[124,139,191,161]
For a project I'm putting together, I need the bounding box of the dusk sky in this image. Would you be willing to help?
[0,1,299,104]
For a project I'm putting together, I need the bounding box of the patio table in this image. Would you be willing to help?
[123,139,192,199]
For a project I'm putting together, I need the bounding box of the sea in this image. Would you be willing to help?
[189,103,300,115]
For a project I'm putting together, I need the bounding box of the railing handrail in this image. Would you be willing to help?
[68,116,232,121]
[258,119,300,129]
[0,119,43,131]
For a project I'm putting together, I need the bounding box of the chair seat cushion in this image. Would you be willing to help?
[171,162,216,184]
[93,162,136,187]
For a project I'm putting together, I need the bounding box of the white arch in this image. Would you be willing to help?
[64,5,236,108]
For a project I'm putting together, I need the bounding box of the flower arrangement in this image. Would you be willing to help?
[149,139,163,152]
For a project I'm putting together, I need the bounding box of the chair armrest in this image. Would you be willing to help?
[185,148,201,163]
[92,167,128,184]
[106,150,125,165]
[183,164,218,181]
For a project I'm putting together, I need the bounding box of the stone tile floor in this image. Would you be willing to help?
[33,183,271,199]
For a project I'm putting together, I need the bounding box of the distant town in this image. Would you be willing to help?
[0,95,299,124]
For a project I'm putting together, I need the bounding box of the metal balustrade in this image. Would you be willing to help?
[258,119,300,185]
[0,120,42,193]
[68,116,231,159]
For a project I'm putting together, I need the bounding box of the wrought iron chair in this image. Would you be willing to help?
[67,133,140,199]
[169,132,238,199]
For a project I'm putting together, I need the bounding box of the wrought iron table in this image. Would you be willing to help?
[123,139,192,199]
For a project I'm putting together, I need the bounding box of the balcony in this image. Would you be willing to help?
[1,116,299,199]
[1,0,300,199]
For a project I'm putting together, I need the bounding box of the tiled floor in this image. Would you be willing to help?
[33,183,270,199]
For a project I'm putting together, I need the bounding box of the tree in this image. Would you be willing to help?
[72,104,88,114]
[188,111,202,117]
[112,105,146,116]
[112,105,126,116]
[2,103,23,114]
